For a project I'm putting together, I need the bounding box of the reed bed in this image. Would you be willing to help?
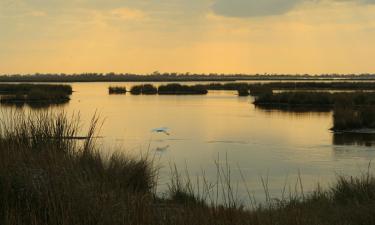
[250,82,375,90]
[158,84,208,95]
[0,84,72,107]
[0,84,72,95]
[0,110,156,224]
[332,106,375,131]
[254,91,375,107]
[129,84,207,95]
[185,82,375,95]
[108,86,127,94]
[130,84,158,95]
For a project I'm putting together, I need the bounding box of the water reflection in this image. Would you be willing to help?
[333,133,375,147]
[0,101,69,109]
[254,105,332,114]
[155,145,170,152]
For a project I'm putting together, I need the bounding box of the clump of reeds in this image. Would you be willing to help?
[0,84,72,95]
[0,84,72,107]
[108,86,127,94]
[250,82,375,91]
[254,91,375,108]
[130,84,158,95]
[0,110,156,224]
[332,106,375,131]
[158,83,208,95]
[254,91,335,106]
[142,84,158,95]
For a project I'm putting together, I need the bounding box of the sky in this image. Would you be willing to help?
[1,0,375,74]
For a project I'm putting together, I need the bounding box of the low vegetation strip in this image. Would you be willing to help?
[250,82,375,90]
[0,83,72,95]
[128,84,208,95]
[130,84,158,95]
[253,91,375,132]
[253,92,375,107]
[193,82,375,92]
[158,83,208,95]
[2,111,375,224]
[119,82,375,96]
[0,84,72,106]
[108,86,127,94]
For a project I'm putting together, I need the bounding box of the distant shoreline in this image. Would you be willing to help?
[1,74,375,83]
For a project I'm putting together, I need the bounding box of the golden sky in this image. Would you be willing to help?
[1,0,375,74]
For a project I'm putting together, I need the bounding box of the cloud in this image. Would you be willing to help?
[212,0,304,17]
[211,0,375,18]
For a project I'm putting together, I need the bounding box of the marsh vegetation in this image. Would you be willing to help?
[130,84,158,95]
[253,91,375,131]
[108,86,127,94]
[158,83,208,95]
[253,92,375,108]
[332,106,375,132]
[0,84,72,107]
[128,84,208,95]
[249,82,375,91]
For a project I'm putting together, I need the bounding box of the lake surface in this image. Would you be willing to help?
[12,82,375,204]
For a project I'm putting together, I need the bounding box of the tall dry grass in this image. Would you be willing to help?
[0,110,156,225]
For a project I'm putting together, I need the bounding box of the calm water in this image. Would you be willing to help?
[17,82,375,203]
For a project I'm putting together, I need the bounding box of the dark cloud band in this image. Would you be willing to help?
[212,0,375,17]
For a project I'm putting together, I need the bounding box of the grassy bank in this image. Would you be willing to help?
[0,84,72,107]
[1,111,375,224]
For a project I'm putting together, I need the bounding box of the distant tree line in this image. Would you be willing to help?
[1,73,375,82]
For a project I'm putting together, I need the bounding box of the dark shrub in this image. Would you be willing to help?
[158,84,208,95]
[109,86,127,94]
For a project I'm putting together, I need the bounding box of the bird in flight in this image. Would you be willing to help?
[151,127,170,135]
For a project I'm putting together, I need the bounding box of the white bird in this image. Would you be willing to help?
[151,127,170,135]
